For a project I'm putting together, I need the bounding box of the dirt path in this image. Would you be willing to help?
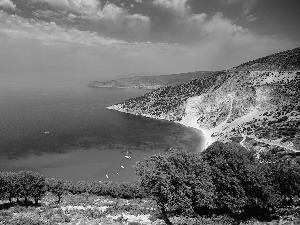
[246,135,298,152]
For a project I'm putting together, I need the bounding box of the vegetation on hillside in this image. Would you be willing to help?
[108,47,300,151]
[111,72,231,121]
[134,142,300,224]
[234,47,300,71]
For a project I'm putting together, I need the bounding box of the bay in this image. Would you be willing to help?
[0,79,202,182]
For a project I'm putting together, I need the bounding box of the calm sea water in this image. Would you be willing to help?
[0,79,202,182]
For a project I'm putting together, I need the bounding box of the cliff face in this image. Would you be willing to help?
[108,47,300,152]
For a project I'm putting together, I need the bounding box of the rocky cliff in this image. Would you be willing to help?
[108,47,300,152]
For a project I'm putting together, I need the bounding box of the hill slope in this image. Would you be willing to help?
[107,47,300,152]
[88,71,218,90]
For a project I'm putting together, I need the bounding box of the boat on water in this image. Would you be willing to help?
[125,150,131,159]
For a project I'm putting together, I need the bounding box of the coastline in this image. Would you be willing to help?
[177,114,214,152]
[189,127,207,152]
[106,104,214,152]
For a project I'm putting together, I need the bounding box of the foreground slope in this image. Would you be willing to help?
[108,48,300,152]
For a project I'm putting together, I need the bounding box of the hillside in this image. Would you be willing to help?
[107,47,300,152]
[2,192,299,225]
[88,71,218,90]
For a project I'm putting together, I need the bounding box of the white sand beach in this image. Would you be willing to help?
[178,114,214,152]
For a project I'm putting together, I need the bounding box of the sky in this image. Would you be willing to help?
[0,0,299,81]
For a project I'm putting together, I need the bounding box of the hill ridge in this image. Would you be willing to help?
[88,71,219,90]
[107,48,300,152]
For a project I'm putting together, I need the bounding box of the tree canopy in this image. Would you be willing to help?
[134,149,215,225]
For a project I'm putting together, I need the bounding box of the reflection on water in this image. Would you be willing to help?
[0,80,202,182]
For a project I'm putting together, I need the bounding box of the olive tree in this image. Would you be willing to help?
[134,149,215,225]
[262,153,300,206]
[17,171,46,205]
[0,172,6,201]
[202,141,279,219]
[0,171,19,203]
[46,178,67,203]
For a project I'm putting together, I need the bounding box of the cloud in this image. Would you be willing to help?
[150,0,260,44]
[153,0,189,14]
[0,10,124,46]
[245,14,258,22]
[0,0,16,11]
[28,1,151,41]
[242,0,256,17]
[0,2,297,81]
[220,0,257,19]
[29,0,100,17]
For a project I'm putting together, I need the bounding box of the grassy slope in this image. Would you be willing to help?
[1,193,300,225]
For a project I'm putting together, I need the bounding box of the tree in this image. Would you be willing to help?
[0,172,6,201]
[0,171,19,204]
[202,142,254,215]
[202,141,280,219]
[16,171,46,205]
[262,153,300,206]
[134,149,215,225]
[46,178,67,203]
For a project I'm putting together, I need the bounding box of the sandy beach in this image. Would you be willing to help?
[188,127,207,152]
[177,112,214,152]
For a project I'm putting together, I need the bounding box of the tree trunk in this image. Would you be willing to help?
[35,197,39,206]
[289,196,294,206]
[160,206,173,225]
[25,196,28,203]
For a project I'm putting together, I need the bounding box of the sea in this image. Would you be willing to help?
[0,78,202,182]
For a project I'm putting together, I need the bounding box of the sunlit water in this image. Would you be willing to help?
[0,79,202,182]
